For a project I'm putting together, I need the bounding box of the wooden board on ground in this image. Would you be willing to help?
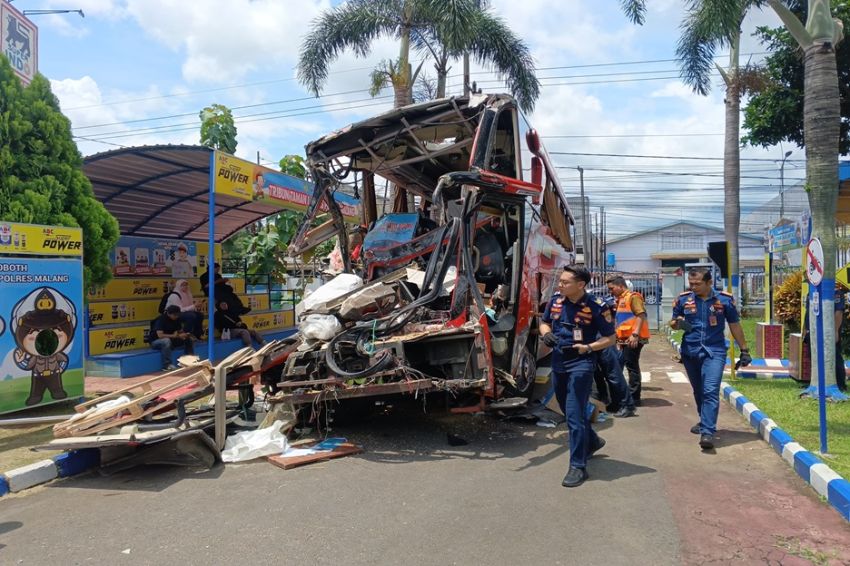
[266,443,362,470]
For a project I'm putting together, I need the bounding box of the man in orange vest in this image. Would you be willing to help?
[607,276,650,406]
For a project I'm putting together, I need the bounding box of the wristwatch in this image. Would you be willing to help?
[631,333,639,337]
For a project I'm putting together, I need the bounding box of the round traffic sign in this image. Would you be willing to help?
[805,238,824,286]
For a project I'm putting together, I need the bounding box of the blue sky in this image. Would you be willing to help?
[17,0,807,239]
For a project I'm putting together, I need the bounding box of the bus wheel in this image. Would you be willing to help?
[505,346,536,398]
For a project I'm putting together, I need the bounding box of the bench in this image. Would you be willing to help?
[85,328,297,378]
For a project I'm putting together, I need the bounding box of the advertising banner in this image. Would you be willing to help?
[768,212,811,253]
[0,257,84,413]
[362,213,419,251]
[0,222,82,256]
[88,299,160,327]
[213,151,361,223]
[87,294,266,328]
[0,1,38,85]
[88,276,245,302]
[109,235,221,278]
[88,325,147,356]
[242,310,294,332]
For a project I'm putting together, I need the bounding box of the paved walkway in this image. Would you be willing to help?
[2,338,848,564]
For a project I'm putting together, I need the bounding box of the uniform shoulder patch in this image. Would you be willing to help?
[593,296,605,306]
[720,291,733,297]
[677,290,691,296]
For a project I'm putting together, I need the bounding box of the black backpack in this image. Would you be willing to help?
[158,291,179,314]
[145,316,161,344]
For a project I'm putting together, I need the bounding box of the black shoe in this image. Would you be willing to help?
[590,437,606,458]
[699,434,714,450]
[690,424,701,434]
[615,406,636,418]
[562,467,588,488]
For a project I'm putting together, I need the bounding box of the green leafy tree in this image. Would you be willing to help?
[0,56,119,287]
[279,154,308,179]
[199,103,237,154]
[743,2,850,155]
[411,0,539,105]
[298,0,540,111]
[623,0,845,394]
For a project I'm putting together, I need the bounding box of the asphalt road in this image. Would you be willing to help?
[1,341,849,565]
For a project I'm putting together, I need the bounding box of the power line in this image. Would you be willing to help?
[549,151,805,163]
[543,133,724,139]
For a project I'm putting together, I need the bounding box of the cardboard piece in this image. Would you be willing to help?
[266,443,362,470]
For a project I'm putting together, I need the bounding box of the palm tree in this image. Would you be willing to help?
[674,1,752,311]
[411,2,539,108]
[623,0,845,396]
[298,0,540,111]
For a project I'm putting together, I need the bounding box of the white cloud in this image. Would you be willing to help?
[124,0,331,84]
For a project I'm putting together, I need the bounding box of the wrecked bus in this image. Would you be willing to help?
[274,93,575,409]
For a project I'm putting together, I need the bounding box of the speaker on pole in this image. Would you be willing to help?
[707,241,729,279]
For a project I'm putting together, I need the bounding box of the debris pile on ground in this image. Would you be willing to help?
[41,340,299,469]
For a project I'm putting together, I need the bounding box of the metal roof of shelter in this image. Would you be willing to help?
[84,145,283,242]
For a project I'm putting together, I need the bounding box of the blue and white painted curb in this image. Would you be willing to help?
[0,449,100,496]
[666,331,794,378]
[721,381,850,522]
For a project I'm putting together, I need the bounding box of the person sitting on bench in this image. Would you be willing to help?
[150,305,195,371]
[200,263,250,315]
[214,299,266,348]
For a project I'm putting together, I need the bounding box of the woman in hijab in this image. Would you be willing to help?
[166,280,203,339]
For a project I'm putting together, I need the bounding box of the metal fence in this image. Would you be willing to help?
[589,271,662,330]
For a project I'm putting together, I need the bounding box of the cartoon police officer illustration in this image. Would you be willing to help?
[12,288,76,406]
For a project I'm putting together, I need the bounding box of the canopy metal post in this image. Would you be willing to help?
[207,150,216,363]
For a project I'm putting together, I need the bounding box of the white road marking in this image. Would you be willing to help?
[641,372,651,383]
[667,371,690,383]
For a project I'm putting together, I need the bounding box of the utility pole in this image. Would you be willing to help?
[599,206,608,283]
[779,150,793,220]
[578,166,589,268]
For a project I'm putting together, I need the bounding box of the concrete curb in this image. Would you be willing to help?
[0,449,100,496]
[720,381,850,522]
[666,332,792,378]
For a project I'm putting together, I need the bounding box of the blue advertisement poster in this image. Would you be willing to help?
[111,235,203,278]
[0,258,84,413]
[768,211,811,253]
[362,213,420,251]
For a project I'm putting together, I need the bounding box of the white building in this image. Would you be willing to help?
[606,221,765,273]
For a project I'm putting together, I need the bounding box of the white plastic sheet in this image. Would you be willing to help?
[299,313,342,342]
[221,420,290,463]
[295,273,363,319]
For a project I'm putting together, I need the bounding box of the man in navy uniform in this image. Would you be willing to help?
[670,268,751,450]
[540,265,617,487]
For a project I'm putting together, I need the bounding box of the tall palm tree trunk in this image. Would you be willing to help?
[724,83,741,301]
[804,43,841,389]
[394,4,414,108]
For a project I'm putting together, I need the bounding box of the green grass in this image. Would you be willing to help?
[739,317,758,355]
[728,378,850,479]
[0,368,84,414]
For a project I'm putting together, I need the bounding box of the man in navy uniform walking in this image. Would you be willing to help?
[670,268,751,450]
[540,266,617,487]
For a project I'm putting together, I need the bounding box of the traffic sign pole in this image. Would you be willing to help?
[805,238,828,454]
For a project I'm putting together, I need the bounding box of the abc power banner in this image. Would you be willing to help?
[0,257,84,413]
[213,151,361,223]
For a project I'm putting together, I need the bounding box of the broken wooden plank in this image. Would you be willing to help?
[266,443,362,470]
[281,378,433,405]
